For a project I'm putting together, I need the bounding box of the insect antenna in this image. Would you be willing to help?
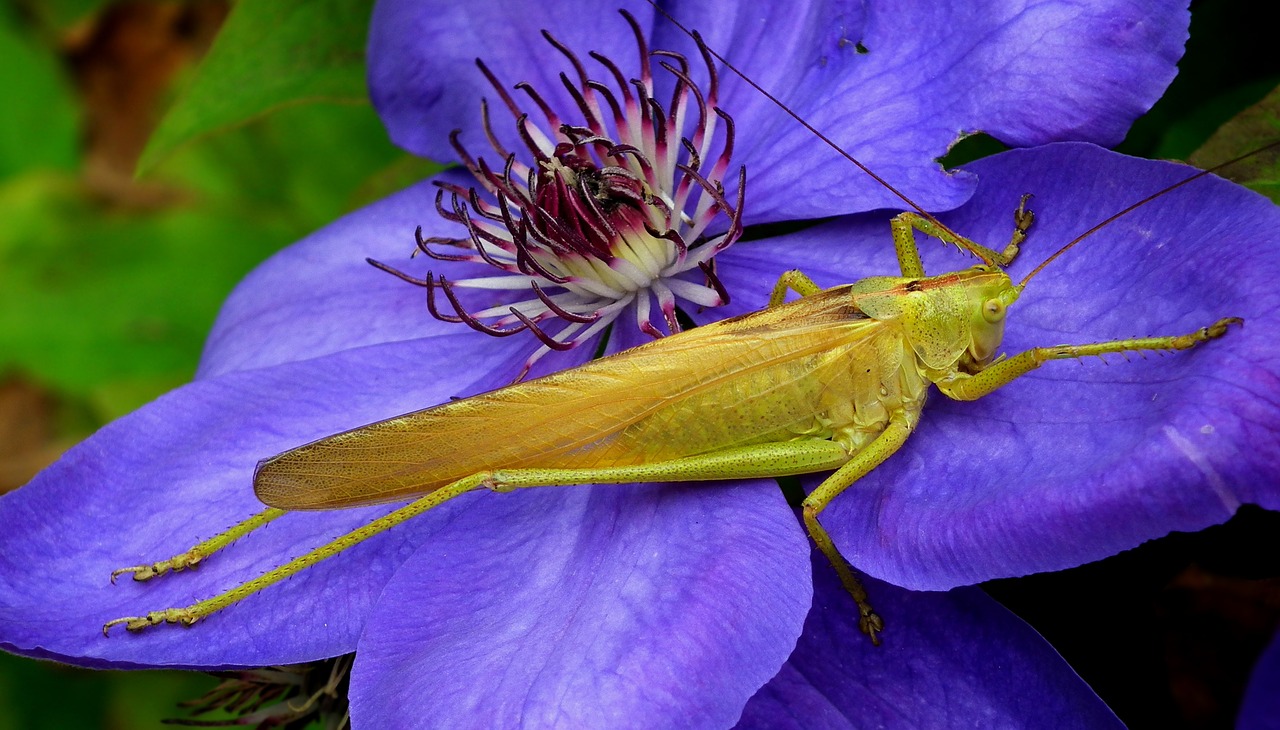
[646,1,1279,288]
[644,1,965,242]
[1017,140,1280,288]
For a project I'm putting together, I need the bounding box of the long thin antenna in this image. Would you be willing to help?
[645,2,958,234]
[648,1,1278,286]
[1018,140,1280,287]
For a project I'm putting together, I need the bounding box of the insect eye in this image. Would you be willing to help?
[982,298,1005,323]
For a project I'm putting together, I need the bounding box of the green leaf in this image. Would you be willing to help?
[348,154,446,210]
[0,11,79,178]
[0,173,282,404]
[1189,84,1280,203]
[0,99,406,419]
[137,0,375,175]
[22,0,114,32]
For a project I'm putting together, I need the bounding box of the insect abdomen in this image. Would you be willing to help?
[564,326,929,467]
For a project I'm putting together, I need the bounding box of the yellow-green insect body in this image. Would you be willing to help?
[106,198,1234,643]
[253,265,1015,511]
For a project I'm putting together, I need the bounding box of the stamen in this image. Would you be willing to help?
[508,308,576,351]
[515,81,563,134]
[531,282,602,324]
[374,10,744,374]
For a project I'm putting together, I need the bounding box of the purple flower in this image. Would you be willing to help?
[5,0,1274,727]
[1240,629,1280,730]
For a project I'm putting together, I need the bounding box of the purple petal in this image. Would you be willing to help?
[668,0,1189,222]
[1239,629,1280,730]
[197,169,541,380]
[718,142,1280,590]
[350,482,810,729]
[736,562,1122,729]
[369,0,1188,224]
[0,334,547,668]
[367,0,650,164]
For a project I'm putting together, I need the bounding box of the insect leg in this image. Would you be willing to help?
[104,440,852,635]
[802,414,914,645]
[103,474,494,635]
[768,269,823,307]
[486,440,851,489]
[937,317,1242,401]
[891,193,1035,273]
[110,507,286,583]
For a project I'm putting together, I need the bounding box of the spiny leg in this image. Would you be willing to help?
[936,317,1242,402]
[769,194,1035,304]
[111,507,286,583]
[105,440,853,635]
[487,440,851,490]
[768,269,823,307]
[104,476,491,635]
[802,415,915,645]
[891,193,1035,275]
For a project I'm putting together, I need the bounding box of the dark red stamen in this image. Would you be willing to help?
[530,281,601,324]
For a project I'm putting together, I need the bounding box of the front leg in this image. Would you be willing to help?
[936,317,1241,401]
[890,193,1035,275]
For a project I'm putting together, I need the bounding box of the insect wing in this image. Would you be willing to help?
[255,288,873,509]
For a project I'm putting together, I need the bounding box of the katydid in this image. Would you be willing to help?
[103,14,1247,645]
[102,192,1241,643]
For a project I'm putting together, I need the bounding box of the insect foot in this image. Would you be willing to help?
[108,507,285,584]
[1166,316,1243,351]
[110,553,202,583]
[102,608,199,637]
[993,192,1037,266]
[1013,193,1036,241]
[860,607,885,645]
[1203,316,1244,340]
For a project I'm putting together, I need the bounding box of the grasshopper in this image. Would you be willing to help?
[102,185,1240,643]
[103,16,1244,644]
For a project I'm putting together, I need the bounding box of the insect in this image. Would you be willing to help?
[102,9,1248,644]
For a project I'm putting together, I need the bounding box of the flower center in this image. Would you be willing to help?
[371,10,744,377]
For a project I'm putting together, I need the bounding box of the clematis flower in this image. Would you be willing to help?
[5,0,1276,727]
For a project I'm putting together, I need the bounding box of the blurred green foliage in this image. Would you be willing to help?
[1120,0,1280,162]
[1190,86,1280,198]
[0,0,435,424]
[0,0,1277,727]
[139,0,374,174]
[0,658,217,730]
[0,12,77,176]
[0,102,403,418]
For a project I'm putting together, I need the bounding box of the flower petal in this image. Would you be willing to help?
[367,0,651,164]
[675,0,1189,222]
[198,169,524,379]
[736,563,1122,729]
[0,333,562,668]
[369,0,1189,225]
[349,481,810,729]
